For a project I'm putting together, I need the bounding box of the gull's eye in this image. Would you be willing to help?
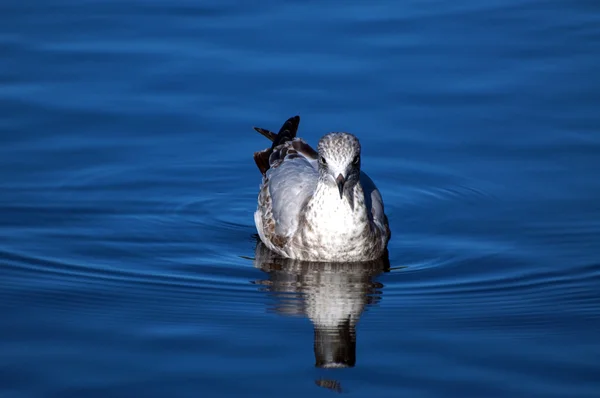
[353,155,360,165]
[320,156,327,165]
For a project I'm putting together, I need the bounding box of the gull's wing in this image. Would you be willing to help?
[267,149,318,237]
[253,116,319,247]
[360,171,390,238]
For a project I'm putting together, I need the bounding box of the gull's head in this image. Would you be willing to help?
[317,132,362,199]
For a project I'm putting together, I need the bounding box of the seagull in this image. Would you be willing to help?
[252,115,391,262]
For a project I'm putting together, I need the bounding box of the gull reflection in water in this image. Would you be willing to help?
[252,241,389,370]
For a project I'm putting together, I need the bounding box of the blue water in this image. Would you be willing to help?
[1,1,599,397]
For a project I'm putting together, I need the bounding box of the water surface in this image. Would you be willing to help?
[1,1,599,397]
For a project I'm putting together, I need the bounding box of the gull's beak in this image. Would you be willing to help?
[336,174,345,199]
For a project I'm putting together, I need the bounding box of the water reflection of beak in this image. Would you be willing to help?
[336,174,345,199]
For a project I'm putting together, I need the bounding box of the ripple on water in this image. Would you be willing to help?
[382,168,518,272]
[377,253,600,335]
[39,156,258,263]
[0,151,268,332]
[0,249,257,295]
[371,160,600,341]
[0,249,277,345]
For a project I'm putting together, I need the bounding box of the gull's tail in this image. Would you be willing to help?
[253,115,300,175]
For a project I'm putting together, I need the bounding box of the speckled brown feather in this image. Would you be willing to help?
[257,173,289,248]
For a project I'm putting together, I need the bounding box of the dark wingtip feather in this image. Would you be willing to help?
[291,139,318,159]
[253,149,271,176]
[252,115,302,174]
[277,115,300,134]
[253,127,277,142]
[271,115,300,149]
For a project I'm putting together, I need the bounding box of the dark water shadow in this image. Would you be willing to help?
[251,241,390,375]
